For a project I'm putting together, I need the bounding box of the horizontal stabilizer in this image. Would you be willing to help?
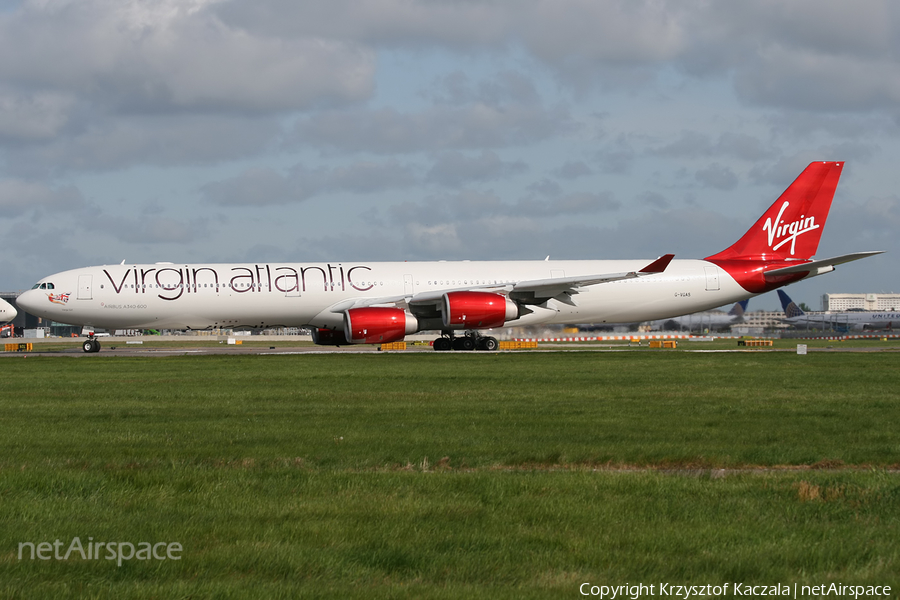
[763,251,883,280]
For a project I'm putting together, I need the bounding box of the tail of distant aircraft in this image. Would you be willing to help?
[777,289,805,319]
[729,300,749,318]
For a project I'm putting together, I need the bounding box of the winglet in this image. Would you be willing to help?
[639,254,675,273]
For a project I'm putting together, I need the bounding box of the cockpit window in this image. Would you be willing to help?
[32,282,55,290]
[47,283,54,289]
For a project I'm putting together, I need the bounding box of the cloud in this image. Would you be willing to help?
[201,160,418,206]
[518,192,620,217]
[0,0,375,114]
[0,90,75,142]
[5,115,282,177]
[426,70,542,107]
[291,103,572,154]
[527,179,563,197]
[200,167,302,207]
[2,0,898,132]
[734,50,900,113]
[593,134,638,174]
[766,111,898,141]
[553,160,593,179]
[0,0,898,300]
[287,201,739,264]
[654,131,773,162]
[97,214,211,245]
[830,194,900,252]
[0,179,86,218]
[747,145,876,190]
[695,163,738,191]
[219,0,686,56]
[217,0,900,115]
[636,191,669,209]
[425,151,528,187]
[685,1,900,113]
[355,188,622,260]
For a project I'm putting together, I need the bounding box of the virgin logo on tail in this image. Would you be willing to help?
[762,201,819,256]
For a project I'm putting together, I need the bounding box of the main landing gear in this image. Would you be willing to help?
[432,331,499,352]
[82,333,101,353]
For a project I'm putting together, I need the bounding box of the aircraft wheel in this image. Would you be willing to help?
[479,336,499,351]
[433,337,451,351]
[83,340,94,353]
[454,337,476,351]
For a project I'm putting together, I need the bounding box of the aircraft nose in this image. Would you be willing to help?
[0,297,16,322]
[14,290,39,316]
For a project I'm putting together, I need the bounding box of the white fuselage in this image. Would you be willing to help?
[17,259,750,331]
[785,311,900,331]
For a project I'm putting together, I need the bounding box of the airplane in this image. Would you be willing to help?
[0,296,16,323]
[777,289,898,332]
[648,299,748,332]
[15,161,882,353]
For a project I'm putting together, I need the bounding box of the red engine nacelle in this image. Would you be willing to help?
[442,291,519,329]
[344,307,418,344]
[311,328,350,346]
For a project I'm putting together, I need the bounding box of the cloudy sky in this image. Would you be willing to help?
[2,0,898,310]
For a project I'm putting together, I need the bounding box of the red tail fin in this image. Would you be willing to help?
[706,162,843,262]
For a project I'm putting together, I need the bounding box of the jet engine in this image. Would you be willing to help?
[344,307,418,344]
[441,291,519,329]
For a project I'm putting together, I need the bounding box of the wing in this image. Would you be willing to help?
[322,255,676,319]
[506,253,674,306]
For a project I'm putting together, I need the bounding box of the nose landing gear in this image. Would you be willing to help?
[82,333,101,353]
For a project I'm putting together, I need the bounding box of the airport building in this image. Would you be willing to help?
[822,293,900,312]
[738,310,786,330]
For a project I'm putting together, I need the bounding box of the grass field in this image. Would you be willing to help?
[1,352,898,598]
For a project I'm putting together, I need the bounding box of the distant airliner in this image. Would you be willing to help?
[16,162,882,352]
[648,299,748,332]
[0,297,16,323]
[777,289,897,332]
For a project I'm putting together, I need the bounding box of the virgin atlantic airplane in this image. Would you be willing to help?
[16,162,881,352]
